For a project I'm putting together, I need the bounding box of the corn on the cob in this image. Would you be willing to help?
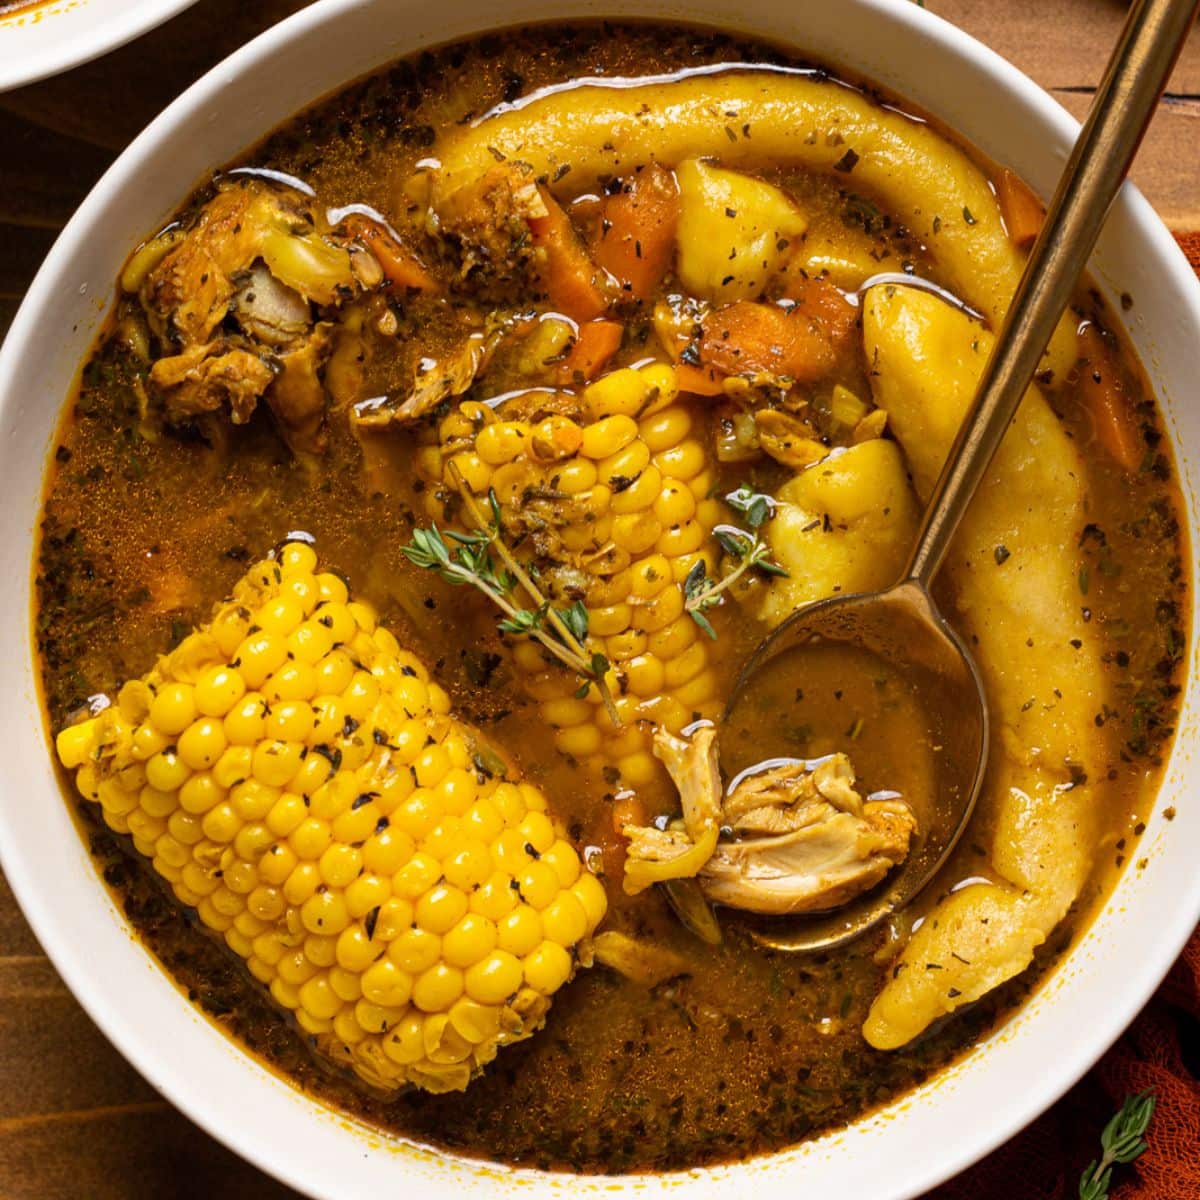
[420,361,726,787]
[55,543,606,1094]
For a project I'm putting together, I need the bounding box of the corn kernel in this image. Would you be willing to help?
[523,941,573,995]
[581,414,638,459]
[145,749,190,793]
[464,950,522,1005]
[362,958,414,1008]
[149,683,197,736]
[517,861,561,910]
[637,362,679,414]
[236,632,288,690]
[177,718,227,771]
[639,404,692,452]
[554,722,602,758]
[415,883,469,935]
[584,367,649,418]
[497,905,543,957]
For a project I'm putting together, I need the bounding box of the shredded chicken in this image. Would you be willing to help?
[621,727,721,895]
[138,178,369,453]
[352,328,496,428]
[702,759,916,915]
[148,342,275,424]
[351,309,539,429]
[621,728,916,917]
[587,931,691,988]
[434,163,548,280]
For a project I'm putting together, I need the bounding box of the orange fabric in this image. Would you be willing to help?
[927,234,1200,1199]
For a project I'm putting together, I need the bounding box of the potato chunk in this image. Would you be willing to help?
[752,438,920,627]
[675,159,807,302]
[860,286,1107,1049]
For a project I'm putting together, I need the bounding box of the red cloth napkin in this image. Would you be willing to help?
[928,233,1200,1199]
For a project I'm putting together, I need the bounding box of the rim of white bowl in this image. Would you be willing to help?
[2,1,1199,1198]
[0,0,201,93]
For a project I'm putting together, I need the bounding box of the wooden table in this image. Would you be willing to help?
[1,2,1197,1195]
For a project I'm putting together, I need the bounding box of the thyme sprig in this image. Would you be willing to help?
[684,486,787,639]
[402,464,619,723]
[1078,1090,1157,1200]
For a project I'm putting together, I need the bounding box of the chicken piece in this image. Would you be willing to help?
[588,931,692,988]
[267,324,335,454]
[434,163,547,281]
[352,303,549,429]
[753,408,827,470]
[233,263,312,346]
[140,185,267,347]
[149,342,275,424]
[654,725,723,839]
[621,726,722,895]
[701,756,915,915]
[723,755,863,833]
[621,729,915,916]
[138,178,364,451]
[353,329,496,428]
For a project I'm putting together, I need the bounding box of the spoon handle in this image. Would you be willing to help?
[903,0,1199,587]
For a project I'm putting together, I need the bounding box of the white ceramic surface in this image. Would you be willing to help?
[0,0,198,92]
[1,2,1197,1198]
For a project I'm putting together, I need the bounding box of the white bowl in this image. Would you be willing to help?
[2,1,1198,1197]
[0,0,199,92]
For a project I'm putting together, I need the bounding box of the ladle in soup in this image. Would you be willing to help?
[725,0,1198,952]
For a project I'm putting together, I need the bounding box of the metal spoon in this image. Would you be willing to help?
[724,0,1199,953]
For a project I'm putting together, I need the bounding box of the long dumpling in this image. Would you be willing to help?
[859,286,1108,1049]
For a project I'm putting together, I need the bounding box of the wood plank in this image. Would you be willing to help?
[0,223,56,299]
[0,873,46,958]
[0,112,112,228]
[931,0,1200,226]
[0,1108,297,1200]
[0,0,307,151]
[0,967,160,1121]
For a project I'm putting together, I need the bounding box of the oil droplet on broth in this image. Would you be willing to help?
[722,640,943,838]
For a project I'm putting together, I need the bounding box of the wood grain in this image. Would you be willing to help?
[1,2,1197,1196]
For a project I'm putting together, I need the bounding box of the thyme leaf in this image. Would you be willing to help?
[684,499,787,636]
[724,485,774,530]
[403,465,618,723]
[1078,1090,1156,1200]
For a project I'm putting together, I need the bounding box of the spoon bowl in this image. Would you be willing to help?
[722,581,988,951]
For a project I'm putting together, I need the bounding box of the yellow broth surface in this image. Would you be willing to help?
[34,22,1188,1173]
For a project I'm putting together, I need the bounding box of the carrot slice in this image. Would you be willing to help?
[342,213,438,293]
[527,187,608,322]
[592,164,680,301]
[557,319,624,384]
[674,362,726,396]
[995,168,1044,249]
[775,270,859,345]
[1077,324,1143,473]
[700,300,839,383]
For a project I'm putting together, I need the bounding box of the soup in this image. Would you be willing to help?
[36,21,1187,1173]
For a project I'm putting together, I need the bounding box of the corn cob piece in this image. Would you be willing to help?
[55,543,606,1094]
[419,361,726,787]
